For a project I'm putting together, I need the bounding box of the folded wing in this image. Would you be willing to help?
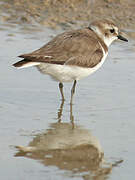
[13,28,104,69]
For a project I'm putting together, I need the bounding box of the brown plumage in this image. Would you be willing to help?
[13,28,107,68]
[13,19,128,104]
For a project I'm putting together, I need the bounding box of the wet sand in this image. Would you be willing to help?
[1,0,135,30]
[0,23,135,180]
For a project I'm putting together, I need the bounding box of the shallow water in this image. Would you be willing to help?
[1,23,135,180]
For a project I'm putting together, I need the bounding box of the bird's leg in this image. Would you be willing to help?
[57,99,65,123]
[59,82,65,101]
[70,80,77,105]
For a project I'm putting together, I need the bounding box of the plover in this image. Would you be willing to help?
[13,19,128,104]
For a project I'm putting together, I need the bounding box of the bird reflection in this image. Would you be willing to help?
[15,102,122,179]
[15,123,106,174]
[57,98,74,128]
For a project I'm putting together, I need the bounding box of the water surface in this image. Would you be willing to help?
[0,24,135,180]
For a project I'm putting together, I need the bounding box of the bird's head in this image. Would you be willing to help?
[89,19,128,47]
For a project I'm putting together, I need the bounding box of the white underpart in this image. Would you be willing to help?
[17,62,40,69]
[37,44,107,82]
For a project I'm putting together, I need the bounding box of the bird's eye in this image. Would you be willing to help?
[110,29,115,33]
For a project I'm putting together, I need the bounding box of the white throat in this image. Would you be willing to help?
[103,36,117,47]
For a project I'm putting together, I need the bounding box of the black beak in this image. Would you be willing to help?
[117,34,128,42]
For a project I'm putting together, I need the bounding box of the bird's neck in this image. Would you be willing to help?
[88,26,108,54]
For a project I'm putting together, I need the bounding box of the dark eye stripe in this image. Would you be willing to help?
[110,29,115,33]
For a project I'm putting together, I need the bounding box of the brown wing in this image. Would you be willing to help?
[18,28,105,68]
[65,49,103,68]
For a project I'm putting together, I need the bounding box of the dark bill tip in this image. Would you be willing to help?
[117,34,128,42]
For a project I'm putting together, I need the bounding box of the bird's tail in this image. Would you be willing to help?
[13,60,40,69]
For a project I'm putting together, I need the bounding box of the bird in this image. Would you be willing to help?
[13,19,128,104]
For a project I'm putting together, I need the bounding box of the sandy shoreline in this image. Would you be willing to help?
[1,0,135,31]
